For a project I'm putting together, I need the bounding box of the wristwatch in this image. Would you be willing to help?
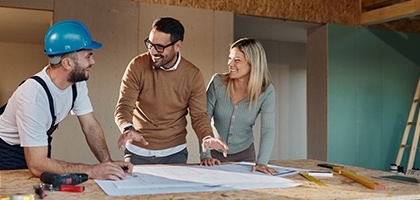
[123,125,135,133]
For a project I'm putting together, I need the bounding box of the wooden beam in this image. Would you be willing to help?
[361,0,420,25]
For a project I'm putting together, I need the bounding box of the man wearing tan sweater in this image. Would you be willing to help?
[114,17,228,164]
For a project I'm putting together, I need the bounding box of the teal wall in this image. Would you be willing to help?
[328,24,420,171]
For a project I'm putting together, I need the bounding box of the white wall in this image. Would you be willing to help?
[252,40,307,160]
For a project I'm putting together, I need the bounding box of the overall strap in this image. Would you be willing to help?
[0,104,5,115]
[30,76,56,129]
[0,75,77,159]
[71,83,77,110]
[0,76,77,129]
[29,76,77,129]
[30,76,77,158]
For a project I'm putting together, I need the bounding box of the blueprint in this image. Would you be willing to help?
[95,162,303,196]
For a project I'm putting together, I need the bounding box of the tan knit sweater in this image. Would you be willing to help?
[115,52,213,150]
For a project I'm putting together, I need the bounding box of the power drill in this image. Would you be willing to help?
[40,172,89,186]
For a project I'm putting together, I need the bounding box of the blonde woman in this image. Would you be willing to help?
[201,38,278,175]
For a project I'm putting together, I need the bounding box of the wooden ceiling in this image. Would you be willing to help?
[361,0,420,33]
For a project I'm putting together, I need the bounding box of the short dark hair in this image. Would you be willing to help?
[152,17,184,42]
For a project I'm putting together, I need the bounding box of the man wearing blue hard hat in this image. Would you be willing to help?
[0,20,132,180]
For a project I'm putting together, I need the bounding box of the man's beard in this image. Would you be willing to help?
[152,52,177,69]
[151,53,164,67]
[68,61,89,83]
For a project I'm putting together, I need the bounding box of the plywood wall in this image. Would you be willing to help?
[135,0,420,34]
[368,18,420,34]
[137,0,360,26]
[0,0,360,26]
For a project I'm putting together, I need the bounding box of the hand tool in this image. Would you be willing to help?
[318,163,385,190]
[40,172,88,186]
[34,182,85,198]
[300,172,326,186]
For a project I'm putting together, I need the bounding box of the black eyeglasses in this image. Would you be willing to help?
[144,38,177,53]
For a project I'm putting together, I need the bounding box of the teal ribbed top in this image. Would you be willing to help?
[201,74,276,165]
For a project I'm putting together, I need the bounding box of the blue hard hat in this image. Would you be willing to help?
[44,20,102,56]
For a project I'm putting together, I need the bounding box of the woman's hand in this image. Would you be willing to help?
[251,164,279,175]
[200,158,221,166]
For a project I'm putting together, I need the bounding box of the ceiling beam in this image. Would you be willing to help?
[361,0,420,25]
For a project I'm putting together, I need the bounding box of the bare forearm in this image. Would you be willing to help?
[28,157,93,177]
[24,147,94,177]
[77,113,112,162]
[84,124,112,162]
[25,146,132,180]
[27,156,131,181]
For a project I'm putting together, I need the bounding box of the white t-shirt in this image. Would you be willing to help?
[0,66,93,146]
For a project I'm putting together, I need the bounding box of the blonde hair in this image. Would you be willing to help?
[222,38,271,108]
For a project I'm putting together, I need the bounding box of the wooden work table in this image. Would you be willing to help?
[1,159,420,199]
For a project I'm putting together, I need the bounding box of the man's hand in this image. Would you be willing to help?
[115,160,134,173]
[200,158,220,166]
[118,129,148,150]
[89,161,133,180]
[202,137,228,157]
[251,164,279,175]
